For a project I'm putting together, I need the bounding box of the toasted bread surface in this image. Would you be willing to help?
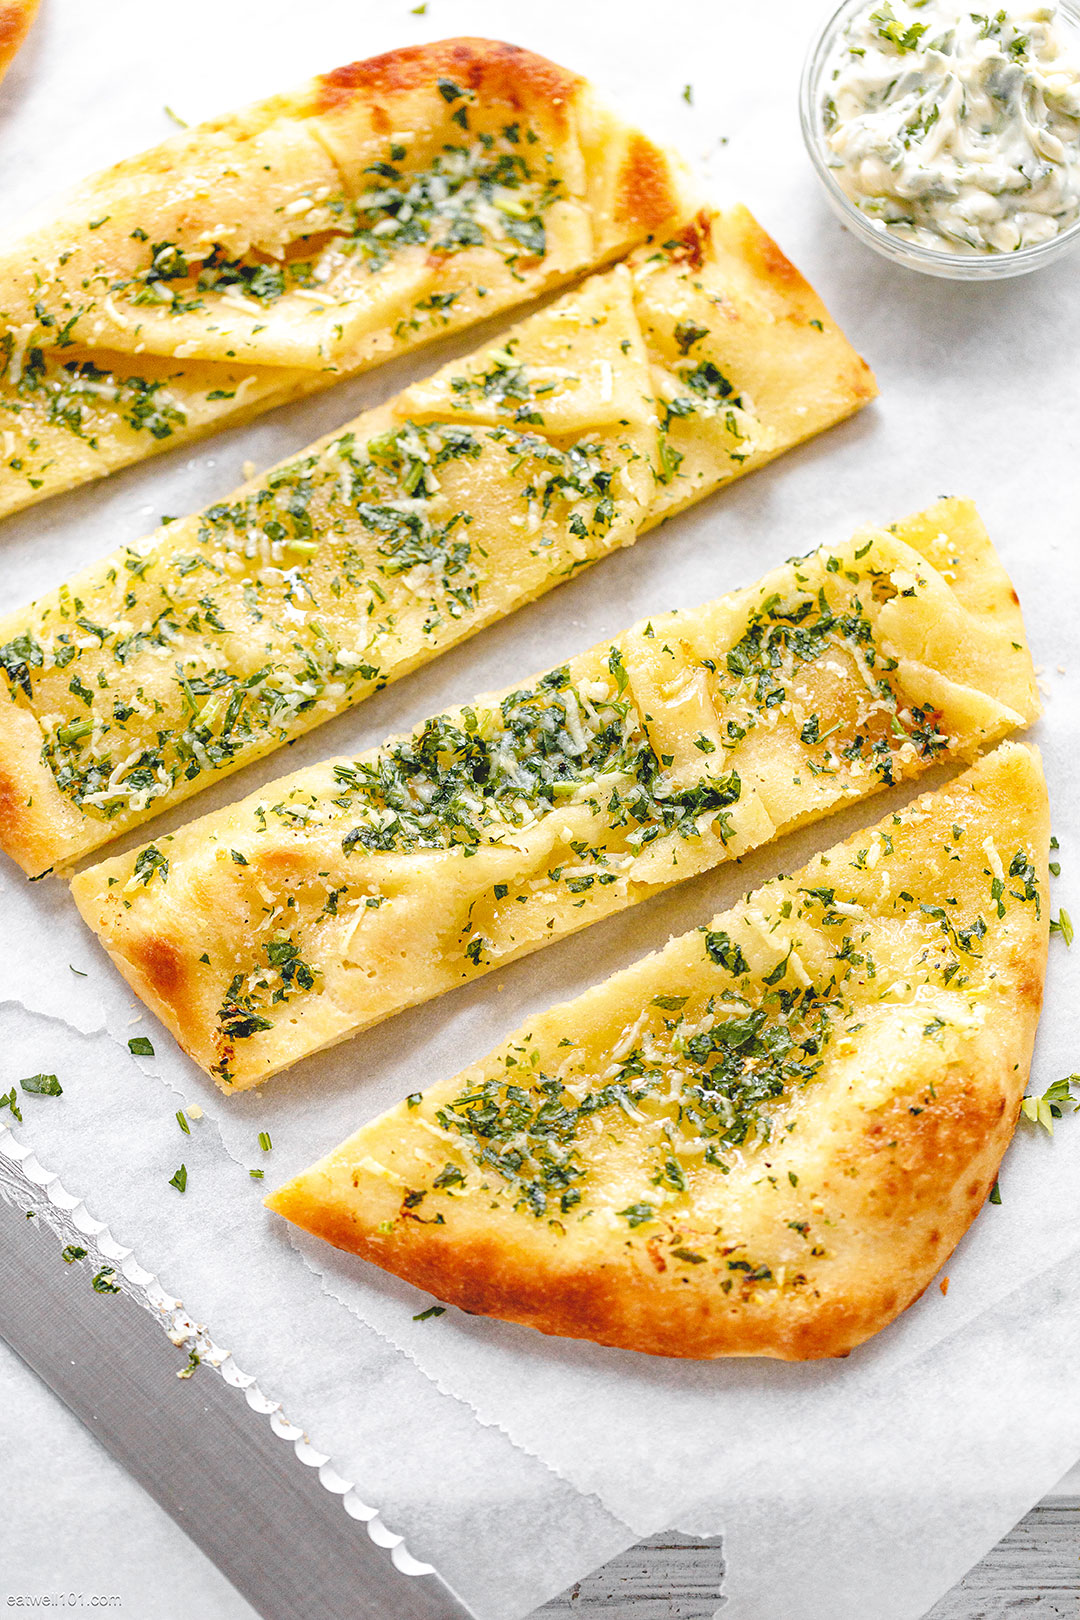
[269,742,1049,1359]
[70,500,1036,1090]
[0,38,693,517]
[0,208,874,874]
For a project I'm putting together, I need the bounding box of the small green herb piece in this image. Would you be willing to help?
[617,1202,656,1228]
[652,994,689,1011]
[704,929,749,975]
[870,3,927,51]
[0,1087,23,1122]
[682,84,693,104]
[413,1305,446,1321]
[177,1349,200,1379]
[433,1163,465,1189]
[176,1110,190,1134]
[20,1073,62,1096]
[1051,909,1074,947]
[249,1168,265,1179]
[128,1036,155,1056]
[1020,1075,1080,1135]
[258,1131,272,1152]
[61,1244,87,1264]
[989,1180,1002,1204]
[92,1267,121,1294]
[169,1163,188,1193]
[132,844,169,886]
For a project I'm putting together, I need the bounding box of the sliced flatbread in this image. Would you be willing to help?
[0,0,38,85]
[0,37,691,517]
[268,741,1050,1360]
[0,206,875,876]
[70,499,1038,1090]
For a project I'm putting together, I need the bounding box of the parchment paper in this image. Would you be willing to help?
[2,2,1079,1617]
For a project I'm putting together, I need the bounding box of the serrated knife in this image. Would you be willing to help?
[0,1146,476,1620]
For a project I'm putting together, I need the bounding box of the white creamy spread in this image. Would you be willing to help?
[822,1,1080,252]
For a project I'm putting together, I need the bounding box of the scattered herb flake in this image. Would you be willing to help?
[177,1349,200,1379]
[20,1073,62,1096]
[617,1202,656,1228]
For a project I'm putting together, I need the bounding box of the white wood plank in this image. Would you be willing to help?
[924,1500,1080,1620]
[535,1502,1080,1617]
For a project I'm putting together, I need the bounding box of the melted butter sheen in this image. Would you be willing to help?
[823,1,1080,252]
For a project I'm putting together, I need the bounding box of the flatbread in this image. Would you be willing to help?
[267,741,1050,1360]
[69,499,1038,1090]
[0,207,875,875]
[0,37,690,516]
[0,1,38,85]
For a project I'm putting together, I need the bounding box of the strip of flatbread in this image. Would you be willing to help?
[0,37,691,517]
[69,500,1038,1090]
[268,741,1049,1360]
[0,0,38,86]
[0,207,875,875]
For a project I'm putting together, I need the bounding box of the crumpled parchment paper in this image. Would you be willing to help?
[2,2,1079,1616]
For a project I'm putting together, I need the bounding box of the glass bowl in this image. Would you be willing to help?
[800,0,1080,279]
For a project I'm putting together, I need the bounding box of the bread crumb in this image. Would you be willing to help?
[939,1276,950,1296]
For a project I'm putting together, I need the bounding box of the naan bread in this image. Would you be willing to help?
[0,37,690,516]
[69,499,1037,1090]
[268,742,1049,1360]
[0,207,874,876]
[0,0,37,85]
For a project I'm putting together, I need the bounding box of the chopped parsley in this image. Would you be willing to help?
[20,1073,62,1096]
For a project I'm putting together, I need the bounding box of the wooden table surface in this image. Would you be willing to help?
[536,1491,1080,1617]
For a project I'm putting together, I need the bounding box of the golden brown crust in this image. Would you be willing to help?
[0,0,37,83]
[269,743,1049,1359]
[0,696,87,876]
[0,37,692,519]
[615,130,683,234]
[313,38,582,124]
[269,1043,1024,1361]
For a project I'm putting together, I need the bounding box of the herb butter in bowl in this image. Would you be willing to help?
[801,0,1080,277]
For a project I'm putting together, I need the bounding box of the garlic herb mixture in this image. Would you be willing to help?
[0,416,633,827]
[420,823,1042,1234]
[822,1,1080,252]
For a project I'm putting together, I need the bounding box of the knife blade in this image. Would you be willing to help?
[0,1140,476,1620]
